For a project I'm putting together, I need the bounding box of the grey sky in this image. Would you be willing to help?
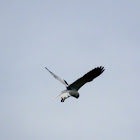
[0,1,140,140]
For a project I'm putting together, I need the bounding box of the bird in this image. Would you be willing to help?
[45,66,105,102]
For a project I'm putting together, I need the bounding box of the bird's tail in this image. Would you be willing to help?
[55,90,71,102]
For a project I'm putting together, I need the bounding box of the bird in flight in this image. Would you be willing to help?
[45,66,105,102]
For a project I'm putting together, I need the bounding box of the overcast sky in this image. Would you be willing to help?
[0,0,140,140]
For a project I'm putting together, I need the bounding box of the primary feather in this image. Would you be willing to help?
[67,66,104,91]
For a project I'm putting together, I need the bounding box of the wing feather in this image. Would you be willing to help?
[45,67,69,87]
[67,66,105,91]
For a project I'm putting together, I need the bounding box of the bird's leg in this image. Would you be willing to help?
[61,98,63,102]
[61,98,64,102]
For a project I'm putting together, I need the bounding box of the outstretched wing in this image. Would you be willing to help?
[45,67,69,87]
[67,66,105,91]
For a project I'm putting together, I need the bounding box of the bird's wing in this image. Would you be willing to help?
[45,67,69,87]
[67,66,105,91]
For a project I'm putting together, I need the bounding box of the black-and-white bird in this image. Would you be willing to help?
[45,66,105,102]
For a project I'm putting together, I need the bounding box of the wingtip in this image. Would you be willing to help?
[96,66,105,74]
[100,66,105,73]
[45,67,49,70]
[100,66,105,70]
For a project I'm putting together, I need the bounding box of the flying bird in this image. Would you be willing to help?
[45,66,105,102]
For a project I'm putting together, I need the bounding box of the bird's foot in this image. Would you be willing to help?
[61,98,64,102]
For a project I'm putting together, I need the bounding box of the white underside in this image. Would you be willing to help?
[56,90,71,99]
[55,89,79,102]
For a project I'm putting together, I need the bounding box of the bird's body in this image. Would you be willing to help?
[45,66,105,102]
[57,89,79,102]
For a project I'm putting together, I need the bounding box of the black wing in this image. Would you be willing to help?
[67,66,105,91]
